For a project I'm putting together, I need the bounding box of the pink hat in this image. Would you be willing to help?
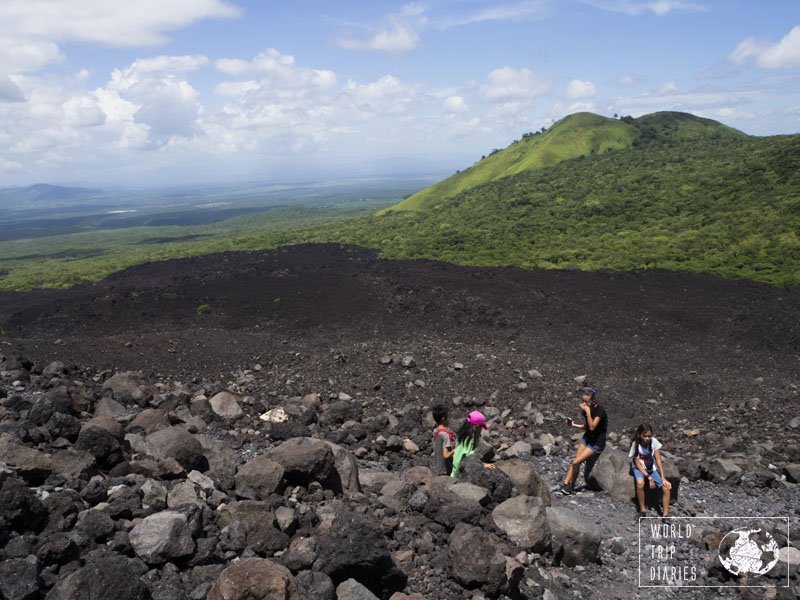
[467,410,488,429]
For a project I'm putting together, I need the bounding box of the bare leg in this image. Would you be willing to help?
[662,487,671,517]
[564,444,597,485]
[635,478,646,512]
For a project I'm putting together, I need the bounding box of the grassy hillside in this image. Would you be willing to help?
[388,112,641,212]
[1,111,797,289]
[303,113,800,286]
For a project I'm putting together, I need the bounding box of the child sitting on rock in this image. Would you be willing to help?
[431,404,454,476]
[451,410,495,479]
[629,423,672,522]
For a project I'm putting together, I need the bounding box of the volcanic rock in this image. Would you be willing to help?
[234,455,285,500]
[314,511,406,595]
[545,506,602,566]
[208,391,243,420]
[129,510,196,564]
[491,495,550,551]
[145,426,207,471]
[447,522,511,598]
[207,558,298,600]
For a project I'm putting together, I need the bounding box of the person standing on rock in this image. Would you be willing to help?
[629,423,672,522]
[432,404,455,476]
[560,387,607,495]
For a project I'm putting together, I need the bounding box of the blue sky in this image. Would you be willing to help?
[0,0,798,186]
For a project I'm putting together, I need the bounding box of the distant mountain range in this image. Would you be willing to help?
[311,111,800,285]
[0,183,103,210]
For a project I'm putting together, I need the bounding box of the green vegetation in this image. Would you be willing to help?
[196,304,211,316]
[303,112,800,286]
[0,201,388,291]
[386,112,640,212]
[1,111,798,289]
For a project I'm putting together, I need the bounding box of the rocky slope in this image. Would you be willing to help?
[0,243,798,599]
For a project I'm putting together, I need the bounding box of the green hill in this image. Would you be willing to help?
[387,112,641,212]
[304,111,800,286]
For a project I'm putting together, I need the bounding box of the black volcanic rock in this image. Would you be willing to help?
[314,511,407,596]
[45,549,150,600]
[0,474,47,532]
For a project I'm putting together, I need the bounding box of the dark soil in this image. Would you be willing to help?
[2,243,798,436]
[1,243,799,599]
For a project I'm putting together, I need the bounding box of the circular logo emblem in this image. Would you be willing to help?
[718,528,780,576]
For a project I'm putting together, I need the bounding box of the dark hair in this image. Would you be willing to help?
[456,419,482,449]
[635,423,654,446]
[432,404,449,426]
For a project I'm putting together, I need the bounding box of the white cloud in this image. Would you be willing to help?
[730,26,800,69]
[440,1,551,28]
[339,18,422,53]
[655,80,679,95]
[0,1,238,74]
[215,49,338,89]
[444,95,469,113]
[566,79,597,99]
[550,100,597,120]
[0,0,239,48]
[486,67,552,103]
[581,0,707,16]
[617,74,636,86]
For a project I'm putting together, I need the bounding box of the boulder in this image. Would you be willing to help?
[42,360,66,377]
[208,391,243,420]
[422,490,483,529]
[0,432,53,483]
[167,481,205,508]
[545,507,602,566]
[281,536,317,572]
[403,466,433,486]
[294,571,334,600]
[458,456,513,504]
[266,438,335,487]
[93,397,129,418]
[127,408,170,434]
[585,448,634,501]
[447,523,511,598]
[317,400,363,427]
[492,495,550,552]
[102,371,150,405]
[82,415,124,439]
[141,479,168,510]
[129,510,195,564]
[0,476,47,532]
[76,510,116,542]
[146,427,207,471]
[314,511,406,596]
[217,500,284,552]
[74,427,123,468]
[0,555,39,600]
[450,482,492,506]
[207,558,298,600]
[46,550,150,600]
[47,412,82,441]
[336,578,380,600]
[197,434,238,491]
[235,456,285,500]
[50,449,96,479]
[703,459,743,485]
[496,459,551,505]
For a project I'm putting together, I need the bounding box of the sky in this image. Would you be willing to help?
[0,0,799,187]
